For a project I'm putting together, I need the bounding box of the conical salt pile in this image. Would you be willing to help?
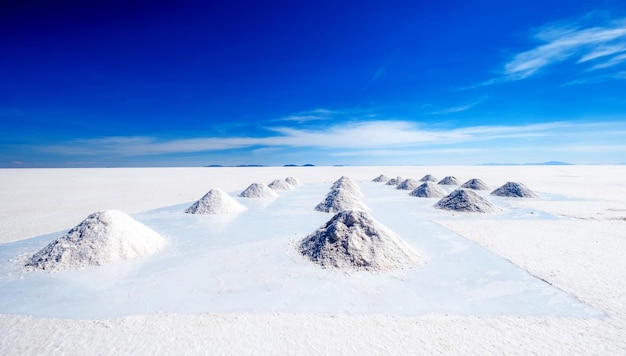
[460,178,490,190]
[491,181,538,198]
[438,176,460,185]
[409,182,447,198]
[239,183,279,198]
[372,174,389,183]
[397,178,421,190]
[419,174,438,182]
[285,176,301,186]
[26,210,166,271]
[435,189,498,213]
[386,176,403,186]
[315,187,369,213]
[330,176,362,196]
[185,188,247,215]
[268,179,293,191]
[299,210,423,271]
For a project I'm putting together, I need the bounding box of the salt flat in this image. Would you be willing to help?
[1,166,625,354]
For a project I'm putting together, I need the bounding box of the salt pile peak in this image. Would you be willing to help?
[460,178,490,190]
[491,181,539,198]
[285,176,301,186]
[386,176,404,186]
[419,174,438,182]
[185,188,247,215]
[372,174,390,183]
[410,182,447,198]
[299,210,423,271]
[268,179,293,191]
[397,178,421,191]
[315,177,369,213]
[26,210,166,271]
[239,183,279,198]
[435,189,498,213]
[438,176,460,185]
[330,176,363,196]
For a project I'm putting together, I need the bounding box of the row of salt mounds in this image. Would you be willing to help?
[438,176,460,185]
[397,178,420,190]
[26,210,166,271]
[419,174,438,182]
[268,178,293,191]
[435,189,498,213]
[409,182,447,198]
[385,176,404,186]
[372,174,390,183]
[491,181,538,198]
[185,188,247,215]
[460,178,490,190]
[285,176,301,186]
[315,177,368,213]
[299,210,423,271]
[239,183,279,198]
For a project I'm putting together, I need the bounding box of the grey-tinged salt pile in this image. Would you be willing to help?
[372,174,389,183]
[386,176,403,186]
[299,210,423,271]
[419,174,438,182]
[397,178,421,191]
[460,178,490,190]
[185,188,247,215]
[26,210,166,271]
[285,176,301,186]
[491,181,538,198]
[268,179,293,191]
[435,189,498,213]
[239,183,279,198]
[409,182,447,198]
[438,176,460,185]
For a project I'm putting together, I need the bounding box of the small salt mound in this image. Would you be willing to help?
[331,176,362,196]
[239,183,279,198]
[268,179,293,191]
[26,210,166,271]
[299,210,423,271]
[285,176,301,186]
[396,178,420,190]
[185,188,247,215]
[438,176,460,185]
[386,176,403,186]
[460,178,490,190]
[435,189,498,213]
[491,181,538,198]
[409,182,447,198]
[372,174,389,183]
[419,174,438,182]
[315,188,369,213]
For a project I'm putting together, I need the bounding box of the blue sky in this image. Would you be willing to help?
[1,0,626,167]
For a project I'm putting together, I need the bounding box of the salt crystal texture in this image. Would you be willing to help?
[397,178,421,190]
[438,176,460,185]
[185,188,247,215]
[460,178,490,190]
[315,187,369,213]
[372,174,389,183]
[410,182,447,198]
[268,179,293,191]
[435,189,498,213]
[285,177,301,186]
[299,210,423,271]
[239,183,279,198]
[419,174,438,182]
[491,181,539,198]
[331,176,362,195]
[386,176,403,186]
[26,210,166,271]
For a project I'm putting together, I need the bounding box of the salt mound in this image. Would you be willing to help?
[26,210,166,271]
[396,178,420,190]
[386,176,403,186]
[438,176,460,185]
[268,179,293,191]
[299,210,423,271]
[435,189,498,213]
[409,182,447,198]
[491,181,538,198]
[419,174,438,182]
[239,183,279,198]
[185,188,247,215]
[315,188,369,213]
[285,176,301,186]
[331,176,362,196]
[460,178,490,190]
[372,174,389,183]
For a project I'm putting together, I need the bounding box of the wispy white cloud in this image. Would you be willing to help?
[428,99,484,115]
[272,109,340,123]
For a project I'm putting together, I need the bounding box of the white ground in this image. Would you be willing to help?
[1,166,625,354]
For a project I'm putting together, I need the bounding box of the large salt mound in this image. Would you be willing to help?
[239,183,279,198]
[285,176,301,186]
[372,174,389,183]
[396,178,420,190]
[460,178,490,190]
[491,181,539,198]
[385,176,403,186]
[438,176,460,185]
[331,176,362,196]
[299,210,422,271]
[419,174,438,182]
[185,188,247,215]
[268,179,293,191]
[435,189,498,213]
[409,182,447,198]
[26,210,166,271]
[314,188,369,213]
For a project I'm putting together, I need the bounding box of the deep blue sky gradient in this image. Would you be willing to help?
[2,0,626,166]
